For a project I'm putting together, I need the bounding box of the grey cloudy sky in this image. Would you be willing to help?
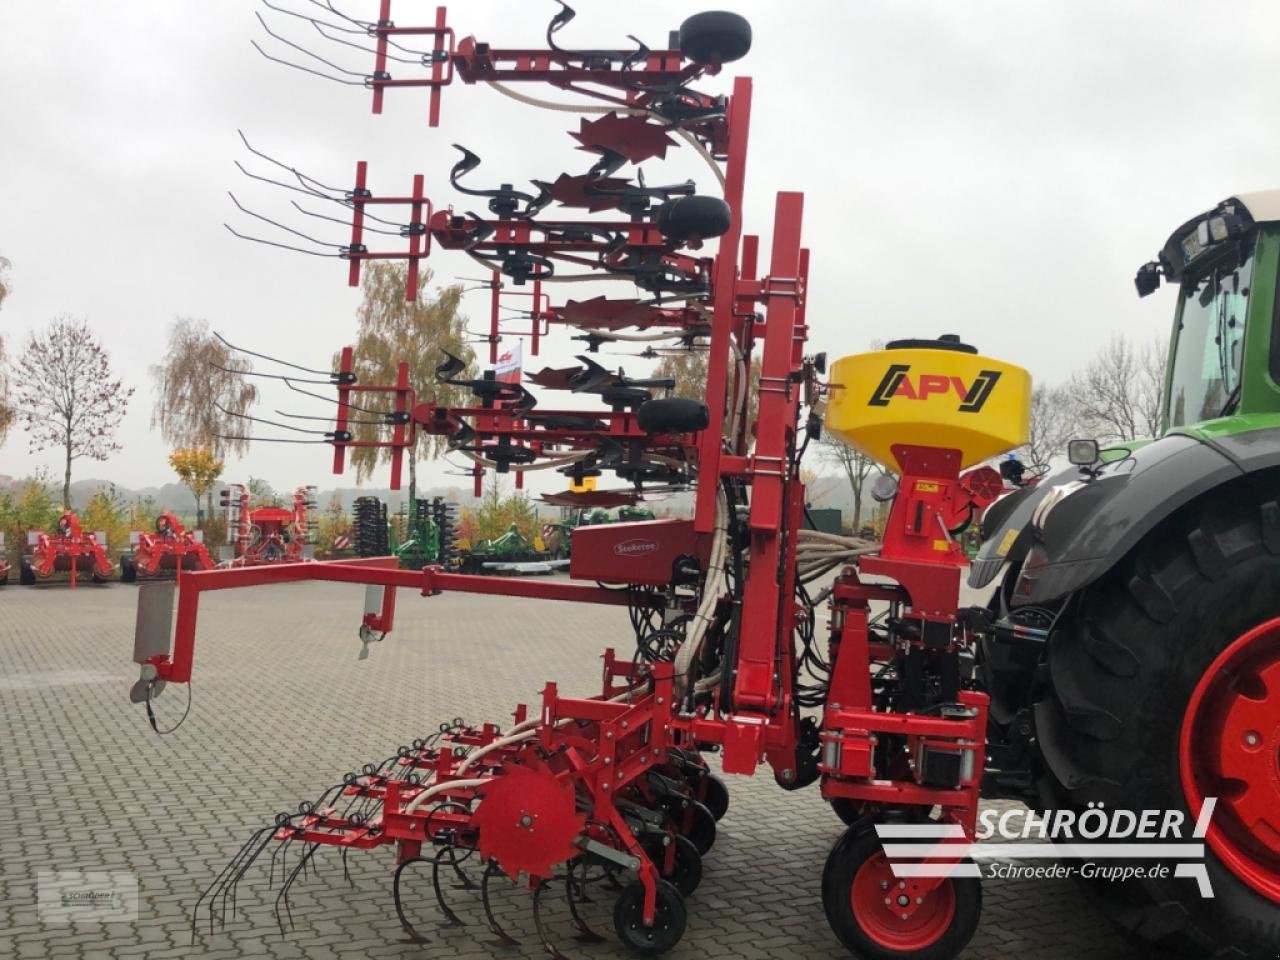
[2,0,1279,495]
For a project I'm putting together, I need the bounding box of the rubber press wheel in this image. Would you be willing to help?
[1033,483,1280,957]
[678,12,752,64]
[613,878,687,956]
[655,195,731,244]
[822,827,981,960]
[642,834,703,898]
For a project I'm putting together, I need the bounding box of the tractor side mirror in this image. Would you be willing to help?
[1134,261,1161,298]
[1067,439,1099,467]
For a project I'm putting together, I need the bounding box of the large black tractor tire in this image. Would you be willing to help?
[678,12,752,65]
[19,557,36,586]
[1035,480,1280,958]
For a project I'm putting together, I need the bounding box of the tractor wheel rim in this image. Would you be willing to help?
[1180,616,1280,904]
[850,850,955,950]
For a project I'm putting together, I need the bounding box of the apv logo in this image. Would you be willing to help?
[868,364,1002,413]
[613,539,659,558]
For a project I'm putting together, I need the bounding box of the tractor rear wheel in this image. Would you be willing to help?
[1035,483,1280,957]
[822,827,981,960]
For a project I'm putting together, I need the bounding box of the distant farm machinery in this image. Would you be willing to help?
[17,511,114,587]
[219,484,319,566]
[120,511,215,582]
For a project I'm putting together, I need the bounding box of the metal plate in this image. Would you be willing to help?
[133,581,175,664]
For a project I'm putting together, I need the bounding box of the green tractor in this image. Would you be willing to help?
[975,192,1280,957]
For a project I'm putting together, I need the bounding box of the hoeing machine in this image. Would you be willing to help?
[120,511,215,582]
[18,511,113,587]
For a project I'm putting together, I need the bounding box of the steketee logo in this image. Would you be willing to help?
[613,539,659,558]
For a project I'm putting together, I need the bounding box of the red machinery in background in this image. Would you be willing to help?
[0,533,9,585]
[120,511,215,583]
[130,6,1032,959]
[219,484,318,566]
[18,511,114,587]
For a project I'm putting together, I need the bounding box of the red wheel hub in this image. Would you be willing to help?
[850,850,955,951]
[1180,616,1280,903]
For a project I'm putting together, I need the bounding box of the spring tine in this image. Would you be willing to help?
[222,826,279,925]
[341,847,354,887]
[481,860,521,947]
[192,824,269,940]
[392,857,431,943]
[565,860,606,943]
[532,878,573,960]
[274,841,320,934]
[431,845,466,927]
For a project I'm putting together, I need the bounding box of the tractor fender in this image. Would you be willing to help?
[969,428,1280,603]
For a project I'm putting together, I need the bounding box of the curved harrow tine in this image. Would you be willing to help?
[565,860,607,944]
[392,856,432,944]
[431,845,468,927]
[481,860,521,947]
[532,876,574,960]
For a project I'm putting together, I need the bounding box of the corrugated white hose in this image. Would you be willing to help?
[402,776,493,815]
[485,80,727,190]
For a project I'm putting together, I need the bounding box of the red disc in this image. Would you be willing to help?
[849,850,956,951]
[470,765,585,880]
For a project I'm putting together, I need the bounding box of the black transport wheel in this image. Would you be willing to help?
[638,397,709,434]
[613,878,686,956]
[677,12,752,64]
[822,827,981,960]
[1034,480,1280,958]
[655,195,731,244]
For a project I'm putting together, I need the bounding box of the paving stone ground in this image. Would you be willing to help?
[0,579,1143,959]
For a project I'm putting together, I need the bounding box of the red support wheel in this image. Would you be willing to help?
[1180,616,1280,903]
[822,828,981,960]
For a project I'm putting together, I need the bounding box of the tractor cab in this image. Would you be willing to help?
[1137,191,1280,434]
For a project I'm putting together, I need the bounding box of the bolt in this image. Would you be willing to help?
[657,697,665,705]
[1245,731,1262,747]
[901,913,909,921]
[880,881,889,891]
[606,731,614,739]
[898,881,905,889]
[519,815,533,828]
[916,898,923,905]
[897,895,910,907]
[604,757,612,765]
[883,898,891,906]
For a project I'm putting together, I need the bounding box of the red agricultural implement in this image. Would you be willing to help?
[19,511,113,587]
[0,533,9,585]
[218,484,318,566]
[120,511,215,583]
[128,4,1280,960]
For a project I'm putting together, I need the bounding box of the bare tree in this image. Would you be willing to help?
[1068,332,1166,442]
[13,316,133,507]
[345,263,476,503]
[819,433,882,531]
[1020,383,1083,475]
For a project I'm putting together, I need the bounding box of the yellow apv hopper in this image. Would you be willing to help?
[824,337,1031,470]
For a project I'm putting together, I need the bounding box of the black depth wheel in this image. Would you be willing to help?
[677,11,752,64]
[613,878,686,956]
[832,797,863,827]
[822,827,981,960]
[697,773,729,822]
[642,834,702,898]
[676,799,716,856]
